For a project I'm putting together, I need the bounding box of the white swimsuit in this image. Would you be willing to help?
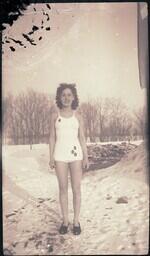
[54,111,83,163]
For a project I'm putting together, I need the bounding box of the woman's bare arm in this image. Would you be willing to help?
[77,113,89,168]
[49,112,57,167]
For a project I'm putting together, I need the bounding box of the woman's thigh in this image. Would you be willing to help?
[55,161,69,189]
[69,161,83,190]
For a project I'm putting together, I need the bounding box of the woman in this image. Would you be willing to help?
[49,83,89,235]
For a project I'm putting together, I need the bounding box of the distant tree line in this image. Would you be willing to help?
[2,89,147,146]
[79,98,147,142]
[2,89,54,147]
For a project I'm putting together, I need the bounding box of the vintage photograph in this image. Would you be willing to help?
[2,2,149,255]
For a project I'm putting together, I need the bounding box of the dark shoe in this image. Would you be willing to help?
[73,223,81,235]
[59,223,68,234]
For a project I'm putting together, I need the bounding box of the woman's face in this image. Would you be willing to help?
[60,88,74,108]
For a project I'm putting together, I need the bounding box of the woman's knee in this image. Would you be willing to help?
[59,184,68,195]
[72,186,81,197]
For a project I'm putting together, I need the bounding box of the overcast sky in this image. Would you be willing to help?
[2,2,146,110]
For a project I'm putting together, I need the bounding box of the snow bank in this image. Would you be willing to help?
[2,141,149,255]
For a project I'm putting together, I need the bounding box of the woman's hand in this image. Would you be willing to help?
[49,157,55,169]
[82,156,89,170]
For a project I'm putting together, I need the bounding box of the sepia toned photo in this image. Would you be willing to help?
[2,2,149,255]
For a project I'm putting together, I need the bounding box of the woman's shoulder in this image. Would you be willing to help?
[74,109,83,122]
[50,105,59,120]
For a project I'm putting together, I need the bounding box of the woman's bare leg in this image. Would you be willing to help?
[69,160,83,226]
[55,162,69,225]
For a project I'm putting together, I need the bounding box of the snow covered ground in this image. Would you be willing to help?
[87,140,143,146]
[2,141,149,255]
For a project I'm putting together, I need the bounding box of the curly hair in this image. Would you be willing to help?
[55,83,79,110]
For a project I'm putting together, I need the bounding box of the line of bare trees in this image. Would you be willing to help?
[79,97,147,142]
[2,89,54,147]
[2,89,147,145]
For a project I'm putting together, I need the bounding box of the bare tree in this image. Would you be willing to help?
[95,97,109,142]
[79,100,98,142]
[3,89,54,146]
[2,93,14,144]
[133,105,147,139]
[95,97,133,141]
[79,97,133,142]
[103,98,130,140]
